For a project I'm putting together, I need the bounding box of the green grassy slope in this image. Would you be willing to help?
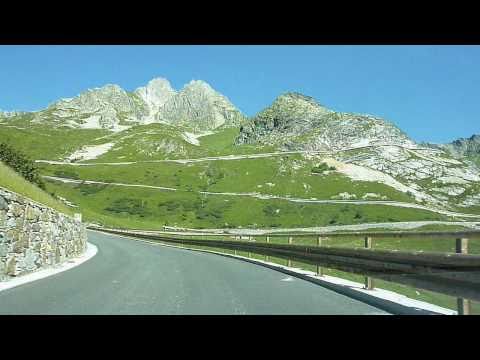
[199,127,276,155]
[0,161,74,215]
[43,177,449,230]
[3,121,475,230]
[0,123,277,163]
[39,155,416,203]
[0,123,108,160]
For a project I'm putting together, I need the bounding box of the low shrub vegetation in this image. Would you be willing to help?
[311,162,336,174]
[0,142,45,189]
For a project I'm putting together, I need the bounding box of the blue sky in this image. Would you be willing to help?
[0,45,478,143]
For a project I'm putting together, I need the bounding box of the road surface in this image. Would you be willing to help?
[0,231,388,315]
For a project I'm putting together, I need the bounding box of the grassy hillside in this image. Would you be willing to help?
[0,161,74,216]
[0,123,276,163]
[43,177,449,230]
[39,154,416,203]
[4,121,478,230]
[0,122,108,160]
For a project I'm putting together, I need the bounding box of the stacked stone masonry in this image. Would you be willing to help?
[0,187,87,281]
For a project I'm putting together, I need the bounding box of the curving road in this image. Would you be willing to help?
[0,231,388,315]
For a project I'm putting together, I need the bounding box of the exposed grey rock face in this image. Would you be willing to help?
[134,78,177,123]
[0,110,27,119]
[236,92,414,151]
[15,78,245,132]
[158,80,244,132]
[33,84,148,131]
[443,134,480,158]
[0,188,87,281]
[424,134,480,169]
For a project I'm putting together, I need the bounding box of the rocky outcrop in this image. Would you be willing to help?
[33,84,149,131]
[134,78,177,123]
[0,187,87,281]
[235,92,414,151]
[158,80,244,132]
[0,110,27,119]
[433,134,480,162]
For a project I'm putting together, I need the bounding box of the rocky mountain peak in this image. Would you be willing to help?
[465,134,480,144]
[276,92,325,107]
[443,134,480,159]
[236,92,414,151]
[157,79,245,131]
[134,78,176,122]
[96,83,123,92]
[82,84,127,99]
[20,77,245,132]
[134,78,176,102]
[183,79,214,92]
[266,92,332,118]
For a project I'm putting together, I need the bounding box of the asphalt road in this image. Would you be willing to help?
[0,231,388,315]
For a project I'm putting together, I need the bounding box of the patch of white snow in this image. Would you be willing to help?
[66,142,115,162]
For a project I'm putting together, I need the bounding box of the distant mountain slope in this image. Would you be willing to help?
[2,77,246,132]
[235,92,480,211]
[446,134,480,157]
[33,84,149,131]
[426,135,480,166]
[236,92,414,150]
[2,83,480,230]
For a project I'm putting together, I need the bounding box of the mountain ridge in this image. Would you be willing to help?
[3,77,246,133]
[235,92,414,151]
[2,80,480,236]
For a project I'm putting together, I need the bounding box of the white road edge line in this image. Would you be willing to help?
[0,242,98,293]
[93,230,456,315]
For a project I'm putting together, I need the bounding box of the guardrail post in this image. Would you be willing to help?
[456,238,471,315]
[266,236,270,261]
[364,236,374,290]
[317,236,323,276]
[287,237,293,267]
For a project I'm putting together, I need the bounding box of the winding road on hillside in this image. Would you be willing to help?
[0,231,388,315]
[42,175,480,220]
[35,144,439,166]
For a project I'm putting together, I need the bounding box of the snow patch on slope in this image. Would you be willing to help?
[181,131,215,146]
[79,115,102,129]
[182,132,201,146]
[323,158,431,202]
[66,142,115,162]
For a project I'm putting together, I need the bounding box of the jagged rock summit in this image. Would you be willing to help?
[447,134,480,158]
[158,80,244,132]
[25,77,245,132]
[133,78,177,123]
[425,134,480,164]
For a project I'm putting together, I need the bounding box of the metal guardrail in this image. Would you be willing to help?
[103,227,480,239]
[91,226,480,314]
[263,230,480,239]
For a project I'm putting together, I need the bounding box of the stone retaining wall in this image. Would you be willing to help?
[0,186,87,281]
